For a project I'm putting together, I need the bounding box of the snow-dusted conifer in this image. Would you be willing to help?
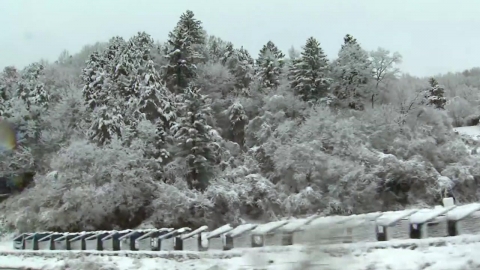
[227,47,255,94]
[82,51,109,109]
[127,32,177,160]
[82,37,127,144]
[221,42,235,66]
[227,101,248,147]
[256,41,285,90]
[290,37,331,102]
[331,34,372,109]
[163,10,205,92]
[0,67,18,116]
[205,36,233,64]
[17,63,49,109]
[171,85,218,191]
[424,77,447,109]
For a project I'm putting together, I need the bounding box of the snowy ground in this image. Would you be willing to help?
[3,237,480,269]
[2,243,480,269]
[454,125,480,140]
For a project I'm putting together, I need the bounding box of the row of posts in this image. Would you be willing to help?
[13,220,467,252]
[13,199,475,251]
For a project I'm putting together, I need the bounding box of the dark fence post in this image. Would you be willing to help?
[376,225,388,241]
[447,220,458,236]
[409,223,423,239]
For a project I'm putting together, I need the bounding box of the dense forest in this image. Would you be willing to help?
[1,10,480,233]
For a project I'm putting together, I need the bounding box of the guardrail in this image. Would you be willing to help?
[11,198,480,253]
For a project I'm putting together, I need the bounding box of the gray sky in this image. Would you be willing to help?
[0,0,479,77]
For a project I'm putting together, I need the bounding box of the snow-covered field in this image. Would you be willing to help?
[3,237,480,269]
[2,243,480,269]
[454,125,480,140]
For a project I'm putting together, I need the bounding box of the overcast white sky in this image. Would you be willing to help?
[0,0,479,77]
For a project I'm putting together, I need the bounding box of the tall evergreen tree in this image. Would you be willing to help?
[256,41,285,90]
[227,102,248,147]
[290,37,331,102]
[83,33,177,147]
[226,47,255,94]
[82,36,126,109]
[82,51,108,109]
[331,34,371,110]
[171,85,218,191]
[82,37,129,144]
[342,34,357,48]
[17,63,49,110]
[424,77,447,109]
[221,42,235,66]
[163,10,206,92]
[204,35,233,64]
[0,67,18,116]
[121,32,177,164]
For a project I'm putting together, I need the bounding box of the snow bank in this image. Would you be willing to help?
[5,238,480,269]
[376,209,418,226]
[447,203,480,221]
[454,126,480,140]
[410,206,456,224]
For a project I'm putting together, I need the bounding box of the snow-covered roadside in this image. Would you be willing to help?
[454,126,480,140]
[3,233,480,255]
[4,234,480,269]
[0,254,244,270]
[2,242,480,270]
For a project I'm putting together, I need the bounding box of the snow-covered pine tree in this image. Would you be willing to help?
[286,46,301,81]
[206,36,223,63]
[127,32,177,161]
[226,47,255,95]
[104,36,127,65]
[342,34,357,47]
[424,77,447,109]
[112,35,149,103]
[331,34,372,110]
[290,37,331,102]
[171,85,218,191]
[82,37,126,109]
[17,63,49,110]
[129,33,176,124]
[256,41,285,90]
[1,63,49,156]
[163,10,205,93]
[82,38,127,144]
[204,35,233,65]
[227,101,248,147]
[0,67,18,116]
[287,46,301,63]
[221,42,235,66]
[82,51,109,109]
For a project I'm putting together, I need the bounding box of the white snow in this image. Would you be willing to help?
[447,203,480,221]
[175,227,191,234]
[454,125,480,140]
[410,205,456,224]
[306,215,349,229]
[376,209,418,226]
[251,220,289,234]
[227,224,257,237]
[181,226,208,240]
[206,224,233,239]
[437,176,453,189]
[4,240,480,269]
[278,218,311,232]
